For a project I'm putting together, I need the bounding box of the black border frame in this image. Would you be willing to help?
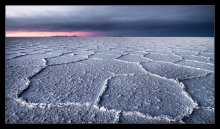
[2,0,218,128]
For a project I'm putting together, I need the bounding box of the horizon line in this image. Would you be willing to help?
[5,36,214,38]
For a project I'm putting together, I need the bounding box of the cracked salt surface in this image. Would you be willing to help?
[90,53,121,60]
[181,55,212,64]
[99,74,197,120]
[144,53,182,63]
[5,37,214,123]
[20,59,145,103]
[141,61,210,80]
[117,54,151,62]
[182,107,214,124]
[5,98,117,123]
[182,73,214,108]
[175,60,214,72]
[119,111,175,123]
[46,54,88,65]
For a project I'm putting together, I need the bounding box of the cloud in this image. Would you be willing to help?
[6,5,214,36]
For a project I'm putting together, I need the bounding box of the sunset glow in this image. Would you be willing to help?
[6,31,104,37]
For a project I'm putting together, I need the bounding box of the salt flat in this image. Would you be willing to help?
[5,37,214,124]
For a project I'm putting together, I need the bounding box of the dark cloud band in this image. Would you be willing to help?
[6,6,214,37]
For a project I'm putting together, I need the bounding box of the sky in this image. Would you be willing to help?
[6,5,214,37]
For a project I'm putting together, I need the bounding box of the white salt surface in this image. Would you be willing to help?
[5,37,214,123]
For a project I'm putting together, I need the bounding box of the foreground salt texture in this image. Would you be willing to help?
[5,37,214,124]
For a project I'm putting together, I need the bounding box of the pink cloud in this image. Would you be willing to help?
[5,31,108,37]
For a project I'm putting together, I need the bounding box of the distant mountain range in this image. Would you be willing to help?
[51,35,79,37]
